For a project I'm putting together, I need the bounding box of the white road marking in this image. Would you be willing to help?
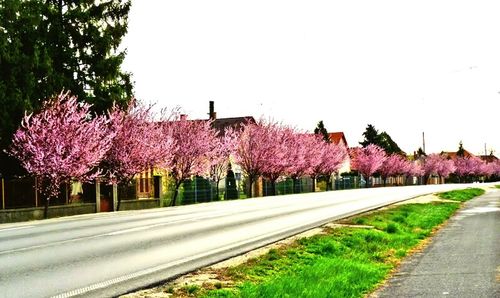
[0,225,35,232]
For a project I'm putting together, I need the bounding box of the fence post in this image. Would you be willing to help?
[113,183,118,211]
[65,183,69,204]
[1,178,4,210]
[95,179,101,213]
[35,177,39,207]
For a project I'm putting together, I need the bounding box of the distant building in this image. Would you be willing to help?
[442,149,475,160]
[209,100,255,133]
[479,154,499,163]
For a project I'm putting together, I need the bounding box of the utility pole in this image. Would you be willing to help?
[422,132,426,153]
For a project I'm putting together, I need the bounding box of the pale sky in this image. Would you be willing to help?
[121,0,500,156]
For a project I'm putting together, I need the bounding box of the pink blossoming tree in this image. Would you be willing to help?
[379,154,412,186]
[350,144,387,187]
[309,136,348,192]
[422,154,455,184]
[159,115,219,206]
[101,101,173,210]
[454,156,485,182]
[286,133,319,193]
[8,92,114,218]
[261,125,296,196]
[209,128,238,200]
[234,120,280,198]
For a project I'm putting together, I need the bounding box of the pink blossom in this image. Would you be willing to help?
[233,119,285,197]
[209,127,239,199]
[8,92,115,215]
[422,153,455,181]
[159,115,219,206]
[350,144,387,187]
[102,100,171,185]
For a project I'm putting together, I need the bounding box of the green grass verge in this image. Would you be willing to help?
[438,187,484,202]
[495,185,500,189]
[181,189,483,298]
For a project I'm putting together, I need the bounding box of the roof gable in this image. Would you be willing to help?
[328,132,348,147]
[443,150,475,160]
[211,116,255,133]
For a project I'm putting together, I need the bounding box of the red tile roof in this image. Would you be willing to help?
[328,132,348,147]
[479,155,499,163]
[443,150,475,160]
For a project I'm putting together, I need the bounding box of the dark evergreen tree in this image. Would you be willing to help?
[0,0,133,177]
[359,124,379,147]
[225,166,239,200]
[314,120,331,143]
[0,0,49,177]
[377,131,403,155]
[360,124,403,155]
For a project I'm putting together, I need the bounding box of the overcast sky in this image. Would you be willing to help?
[121,0,500,156]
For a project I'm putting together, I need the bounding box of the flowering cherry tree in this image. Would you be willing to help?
[101,101,172,210]
[286,133,319,193]
[409,161,424,183]
[233,120,279,198]
[422,154,455,184]
[436,157,456,179]
[492,160,500,177]
[209,128,238,200]
[159,115,219,206]
[350,144,387,187]
[309,136,348,192]
[8,92,114,218]
[379,154,411,186]
[454,157,484,182]
[261,125,296,196]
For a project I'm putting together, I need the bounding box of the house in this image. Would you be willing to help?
[479,154,499,163]
[133,101,257,201]
[208,101,258,196]
[442,149,475,160]
[209,101,255,133]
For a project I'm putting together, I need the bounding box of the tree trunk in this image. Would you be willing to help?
[44,198,50,219]
[365,176,370,188]
[215,179,220,201]
[171,181,182,206]
[117,197,122,211]
[292,177,301,194]
[311,176,316,192]
[247,176,253,198]
[383,176,387,187]
[269,180,276,196]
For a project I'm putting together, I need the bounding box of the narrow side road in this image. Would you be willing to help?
[373,188,500,297]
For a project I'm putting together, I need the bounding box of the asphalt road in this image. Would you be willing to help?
[373,188,500,297]
[0,183,485,297]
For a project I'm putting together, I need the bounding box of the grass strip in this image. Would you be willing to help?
[178,189,484,298]
[438,187,484,202]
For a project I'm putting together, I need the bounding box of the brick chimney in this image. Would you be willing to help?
[209,101,216,120]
